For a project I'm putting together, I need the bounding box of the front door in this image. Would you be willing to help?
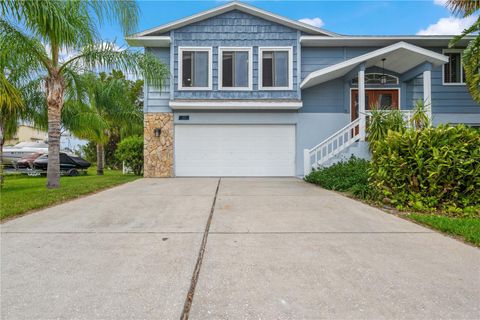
[351,89,399,122]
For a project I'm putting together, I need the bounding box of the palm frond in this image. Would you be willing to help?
[446,0,480,16]
[0,18,50,71]
[61,42,169,89]
[88,0,140,36]
[0,72,24,112]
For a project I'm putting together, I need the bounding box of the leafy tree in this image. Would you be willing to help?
[115,135,143,176]
[0,0,168,188]
[447,0,480,104]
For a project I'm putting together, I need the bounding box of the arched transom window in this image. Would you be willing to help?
[351,73,399,85]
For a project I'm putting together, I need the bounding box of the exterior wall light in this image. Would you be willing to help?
[154,128,161,137]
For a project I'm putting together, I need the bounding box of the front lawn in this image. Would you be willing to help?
[1,169,140,221]
[407,214,480,246]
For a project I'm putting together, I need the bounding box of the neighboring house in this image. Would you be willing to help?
[5,124,47,146]
[126,1,479,177]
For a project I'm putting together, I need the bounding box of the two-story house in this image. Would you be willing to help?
[126,1,479,177]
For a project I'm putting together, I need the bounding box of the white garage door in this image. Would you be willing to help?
[175,125,295,176]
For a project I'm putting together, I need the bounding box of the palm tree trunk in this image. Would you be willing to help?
[46,74,65,189]
[96,143,104,175]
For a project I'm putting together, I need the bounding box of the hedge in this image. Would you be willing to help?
[369,124,479,215]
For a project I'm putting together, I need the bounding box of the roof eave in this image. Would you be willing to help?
[300,35,475,47]
[125,36,171,47]
[301,41,449,89]
[131,1,338,38]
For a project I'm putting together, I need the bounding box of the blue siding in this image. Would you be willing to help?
[146,47,170,111]
[300,45,479,115]
[172,10,299,100]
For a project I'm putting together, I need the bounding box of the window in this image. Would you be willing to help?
[179,47,212,90]
[351,73,399,85]
[219,47,252,90]
[259,47,293,90]
[443,49,465,85]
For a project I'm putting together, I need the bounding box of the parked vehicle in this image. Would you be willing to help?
[3,141,48,167]
[15,152,44,169]
[33,152,91,176]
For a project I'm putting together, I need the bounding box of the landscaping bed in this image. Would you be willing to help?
[1,169,139,221]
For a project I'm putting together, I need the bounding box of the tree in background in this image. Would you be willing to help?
[0,0,168,188]
[0,34,44,188]
[447,0,480,104]
[74,71,142,175]
[115,135,143,176]
[78,70,144,171]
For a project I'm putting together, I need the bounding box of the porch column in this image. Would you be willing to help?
[358,63,366,141]
[423,64,432,121]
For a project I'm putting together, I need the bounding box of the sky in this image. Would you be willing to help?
[99,0,478,47]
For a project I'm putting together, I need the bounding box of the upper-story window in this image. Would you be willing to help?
[443,49,466,85]
[219,47,253,90]
[351,73,399,85]
[259,47,293,90]
[179,47,212,90]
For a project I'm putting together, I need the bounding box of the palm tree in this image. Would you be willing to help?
[447,0,480,104]
[0,0,169,188]
[73,72,142,175]
[0,34,44,188]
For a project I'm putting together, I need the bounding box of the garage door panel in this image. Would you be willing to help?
[175,125,295,177]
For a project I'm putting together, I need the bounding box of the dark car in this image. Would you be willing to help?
[33,152,91,176]
[15,152,44,169]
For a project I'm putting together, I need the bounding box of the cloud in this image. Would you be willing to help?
[433,0,448,6]
[299,17,325,28]
[416,15,477,35]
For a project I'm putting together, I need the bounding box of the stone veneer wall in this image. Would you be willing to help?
[144,113,174,177]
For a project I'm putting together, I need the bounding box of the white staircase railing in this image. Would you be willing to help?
[303,118,360,175]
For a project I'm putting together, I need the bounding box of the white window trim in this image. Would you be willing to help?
[258,46,294,91]
[442,49,465,86]
[178,46,213,91]
[218,47,253,91]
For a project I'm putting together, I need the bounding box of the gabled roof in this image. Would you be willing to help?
[301,42,449,89]
[132,1,338,37]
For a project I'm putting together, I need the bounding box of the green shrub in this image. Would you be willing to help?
[369,124,480,215]
[304,157,374,199]
[115,136,143,176]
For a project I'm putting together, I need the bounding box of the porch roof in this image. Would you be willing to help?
[300,42,449,89]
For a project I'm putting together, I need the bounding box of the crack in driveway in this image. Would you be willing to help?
[180,178,221,320]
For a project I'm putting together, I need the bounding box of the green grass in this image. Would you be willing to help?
[1,169,140,220]
[408,214,480,246]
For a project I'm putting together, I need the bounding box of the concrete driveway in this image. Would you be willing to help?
[1,178,479,319]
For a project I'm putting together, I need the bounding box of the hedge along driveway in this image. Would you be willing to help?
[0,170,139,220]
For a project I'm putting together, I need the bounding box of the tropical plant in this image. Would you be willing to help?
[115,135,143,176]
[366,107,406,149]
[409,100,431,130]
[0,0,169,188]
[0,34,44,188]
[369,125,480,214]
[447,0,480,104]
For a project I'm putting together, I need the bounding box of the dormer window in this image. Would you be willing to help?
[259,47,293,90]
[179,47,212,90]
